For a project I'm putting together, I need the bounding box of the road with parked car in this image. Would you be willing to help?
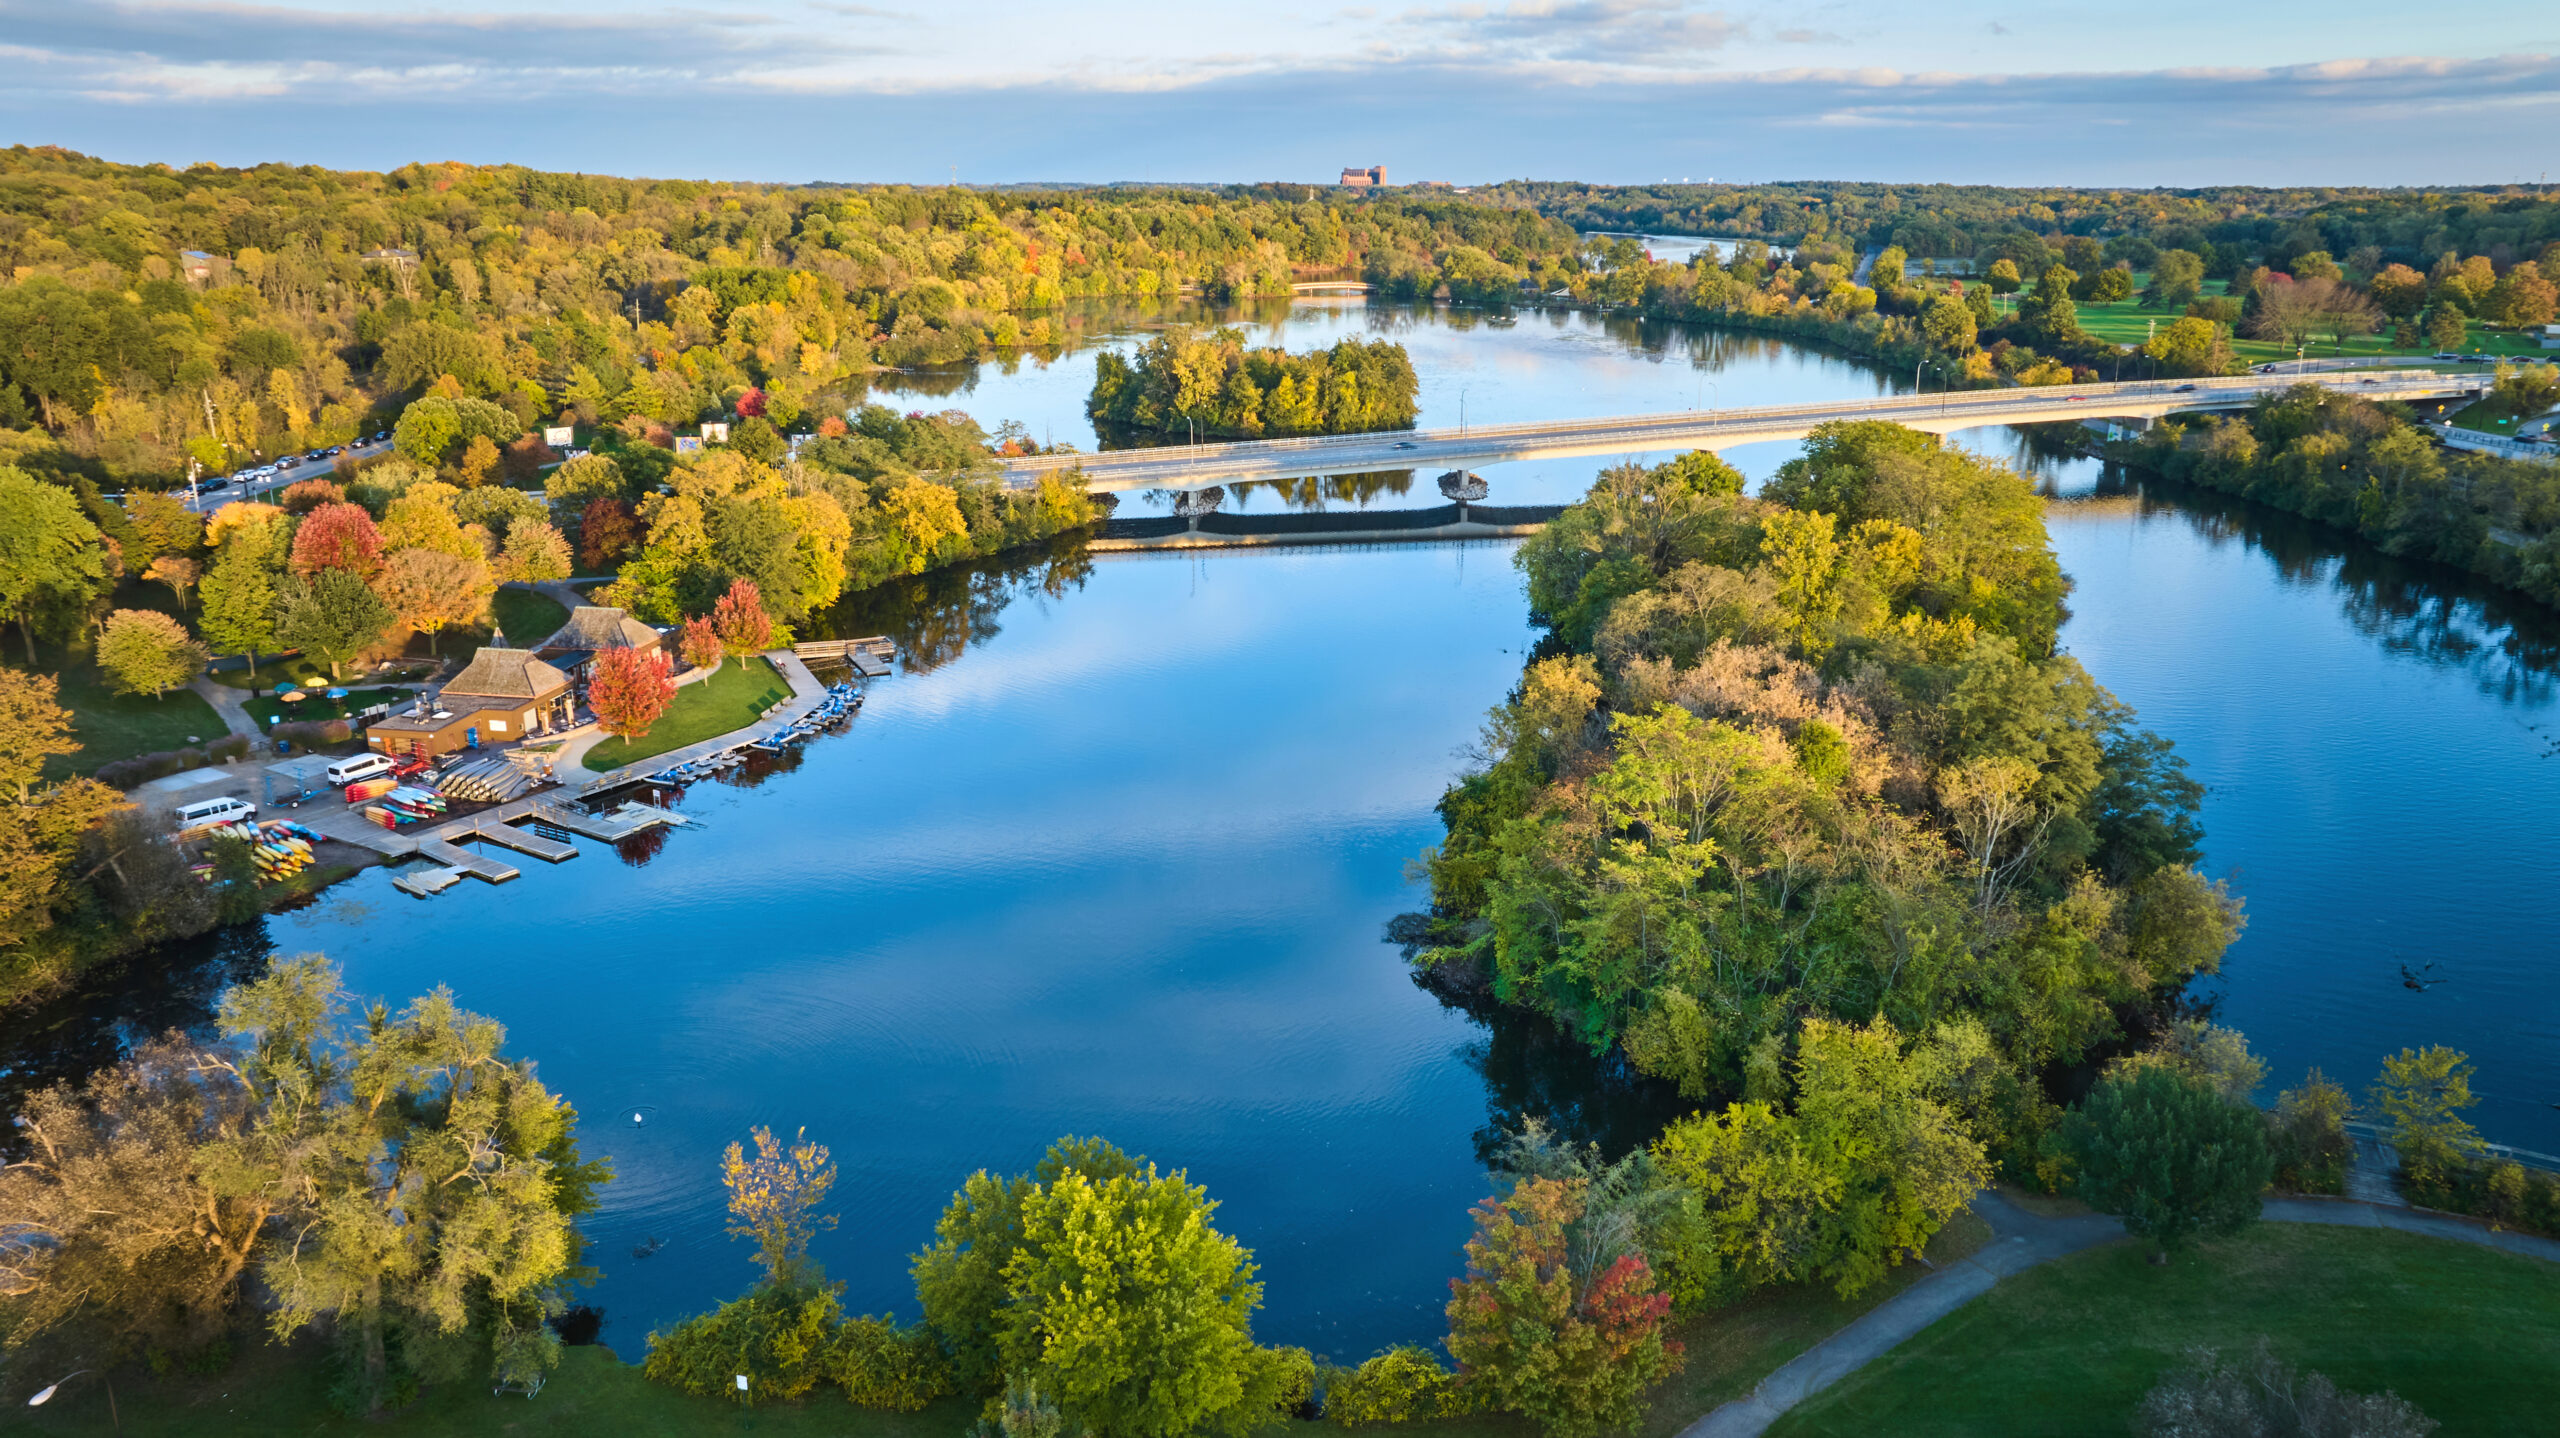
[177,431,399,511]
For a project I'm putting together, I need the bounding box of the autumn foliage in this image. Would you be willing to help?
[588,644,676,741]
[680,615,724,671]
[712,577,773,656]
[578,496,639,571]
[277,478,347,514]
[1445,1176,1681,1438]
[287,501,384,576]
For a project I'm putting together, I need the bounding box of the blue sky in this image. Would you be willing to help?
[3,0,2556,185]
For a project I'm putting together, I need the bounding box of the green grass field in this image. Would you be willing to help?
[38,651,227,779]
[488,587,570,648]
[1768,1225,2560,1438]
[242,685,409,730]
[583,658,792,770]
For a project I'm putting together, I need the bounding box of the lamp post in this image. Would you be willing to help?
[27,1370,89,1406]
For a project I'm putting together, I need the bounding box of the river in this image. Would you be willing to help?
[13,293,2556,1360]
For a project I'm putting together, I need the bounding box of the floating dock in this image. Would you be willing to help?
[391,867,464,898]
[471,821,579,863]
[415,839,519,883]
[530,801,678,842]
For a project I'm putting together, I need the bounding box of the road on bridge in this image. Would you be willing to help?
[1001,369,2491,492]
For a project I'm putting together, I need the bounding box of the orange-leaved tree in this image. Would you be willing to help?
[1445,1175,1681,1438]
[589,644,675,741]
[712,577,772,658]
[288,501,384,577]
[680,615,724,672]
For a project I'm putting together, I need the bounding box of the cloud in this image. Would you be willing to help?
[1393,0,1742,64]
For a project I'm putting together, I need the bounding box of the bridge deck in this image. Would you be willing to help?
[1004,370,2487,491]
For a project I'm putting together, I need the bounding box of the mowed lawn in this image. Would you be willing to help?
[582,657,792,770]
[1769,1224,2560,1438]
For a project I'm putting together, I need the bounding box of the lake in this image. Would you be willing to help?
[21,291,2556,1359]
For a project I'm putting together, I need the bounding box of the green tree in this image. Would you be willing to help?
[2142,316,2232,378]
[2069,1065,2270,1262]
[1443,1175,1681,1438]
[2369,1045,2480,1192]
[2140,249,2206,310]
[1984,258,2022,295]
[0,467,109,663]
[273,567,393,680]
[912,1137,1147,1393]
[2425,306,2468,351]
[197,529,283,674]
[95,608,206,700]
[2269,1070,2353,1195]
[0,668,77,800]
[1921,293,1978,354]
[2087,266,2135,305]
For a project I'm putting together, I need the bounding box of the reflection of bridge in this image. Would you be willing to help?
[1290,280,1374,293]
[1002,370,2490,493]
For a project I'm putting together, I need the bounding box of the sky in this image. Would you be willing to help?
[3,0,2557,187]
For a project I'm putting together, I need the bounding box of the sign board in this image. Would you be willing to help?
[700,422,731,444]
[543,425,575,446]
[674,436,704,455]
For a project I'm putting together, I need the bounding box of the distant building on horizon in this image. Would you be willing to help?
[1340,165,1385,189]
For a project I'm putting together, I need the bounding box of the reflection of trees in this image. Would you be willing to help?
[615,825,669,867]
[1232,470,1420,512]
[2103,470,2560,707]
[815,533,1096,675]
[0,921,274,1151]
[1402,959,1686,1165]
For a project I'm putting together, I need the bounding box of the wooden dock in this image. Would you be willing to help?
[471,821,579,863]
[391,867,463,898]
[530,801,671,842]
[415,839,519,883]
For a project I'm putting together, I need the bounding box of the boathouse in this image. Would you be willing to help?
[535,605,662,680]
[366,647,572,758]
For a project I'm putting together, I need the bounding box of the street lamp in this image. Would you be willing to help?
[28,1370,89,1406]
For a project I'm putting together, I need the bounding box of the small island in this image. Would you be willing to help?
[1087,328,1420,439]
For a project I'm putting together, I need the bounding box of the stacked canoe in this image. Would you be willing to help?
[363,787,448,828]
[436,755,544,803]
[202,818,322,882]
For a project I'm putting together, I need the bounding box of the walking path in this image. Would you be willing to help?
[188,674,261,740]
[1681,1186,2560,1438]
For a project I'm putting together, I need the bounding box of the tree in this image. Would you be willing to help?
[372,547,492,655]
[0,667,76,800]
[2141,250,2205,310]
[197,528,283,674]
[546,453,627,520]
[2270,1070,2354,1195]
[1920,293,1977,354]
[2493,363,2560,420]
[273,567,393,680]
[2486,266,2559,329]
[2425,306,2468,351]
[2070,1065,2270,1262]
[501,520,573,584]
[2143,316,2233,378]
[681,614,724,671]
[713,576,774,656]
[0,466,110,663]
[2367,263,2429,320]
[2087,266,2135,305]
[588,644,676,741]
[2136,1339,2436,1438]
[144,554,200,611]
[2369,1046,2480,1192]
[120,490,203,564]
[2018,265,2080,344]
[393,393,463,465]
[914,1136,1149,1393]
[288,501,385,577]
[459,434,501,487]
[721,1125,837,1286]
[996,1163,1284,1438]
[96,608,207,700]
[579,496,639,570]
[278,477,347,514]
[1984,258,2022,296]
[1444,1176,1681,1438]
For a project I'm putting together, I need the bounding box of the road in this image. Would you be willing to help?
[178,433,399,511]
[999,369,2493,493]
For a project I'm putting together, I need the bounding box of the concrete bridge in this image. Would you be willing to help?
[1002,369,2490,493]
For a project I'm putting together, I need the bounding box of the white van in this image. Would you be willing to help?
[174,796,256,831]
[326,753,396,787]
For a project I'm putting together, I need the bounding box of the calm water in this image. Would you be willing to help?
[20,300,2559,1357]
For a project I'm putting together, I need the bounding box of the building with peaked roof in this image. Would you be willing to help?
[364,647,573,758]
[536,605,662,679]
[1340,166,1385,189]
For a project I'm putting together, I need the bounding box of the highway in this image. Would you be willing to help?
[998,369,2494,493]
[178,433,399,511]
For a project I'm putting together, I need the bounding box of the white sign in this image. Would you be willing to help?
[700,422,731,444]
[543,425,574,446]
[674,436,703,455]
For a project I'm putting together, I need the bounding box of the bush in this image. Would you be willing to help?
[2136,1338,2435,1438]
[271,717,355,746]
[2424,1155,2560,1238]
[832,1314,953,1412]
[1268,1346,1316,1417]
[2269,1071,2352,1195]
[1324,1347,1466,1426]
[209,734,251,763]
[2069,1066,2271,1261]
[642,1284,843,1403]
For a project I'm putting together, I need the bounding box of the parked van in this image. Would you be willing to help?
[326,753,396,787]
[174,796,256,831]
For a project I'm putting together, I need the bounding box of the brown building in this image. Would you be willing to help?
[1339,166,1386,189]
[366,648,572,759]
[535,605,663,681]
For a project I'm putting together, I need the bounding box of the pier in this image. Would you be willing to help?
[470,821,579,863]
[414,839,520,883]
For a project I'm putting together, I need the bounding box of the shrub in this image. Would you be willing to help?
[2069,1066,2271,1262]
[832,1314,953,1412]
[1267,1346,1316,1417]
[1325,1347,1464,1426]
[208,734,251,763]
[2269,1070,2352,1195]
[642,1284,843,1403]
[271,718,355,746]
[2136,1338,2435,1438]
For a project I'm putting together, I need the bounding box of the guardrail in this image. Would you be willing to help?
[2345,1120,2560,1175]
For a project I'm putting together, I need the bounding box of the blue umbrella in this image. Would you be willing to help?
[325,688,348,700]
[273,681,297,696]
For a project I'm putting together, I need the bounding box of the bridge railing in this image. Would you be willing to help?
[1000,370,2488,478]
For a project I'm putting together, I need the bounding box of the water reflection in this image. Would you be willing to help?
[0,922,274,1140]
[816,532,1096,674]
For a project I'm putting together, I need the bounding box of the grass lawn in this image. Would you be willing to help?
[1768,1224,2560,1438]
[583,658,792,771]
[243,685,409,729]
[20,1214,1994,1438]
[2445,390,2556,432]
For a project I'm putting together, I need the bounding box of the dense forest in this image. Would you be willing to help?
[1417,429,2244,1185]
[1088,330,1420,438]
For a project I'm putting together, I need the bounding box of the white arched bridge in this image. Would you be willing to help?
[1001,369,2491,493]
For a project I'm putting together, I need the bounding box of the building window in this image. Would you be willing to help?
[489,719,509,734]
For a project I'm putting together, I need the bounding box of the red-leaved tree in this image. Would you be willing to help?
[735,387,766,418]
[679,615,724,671]
[588,645,676,742]
[1445,1176,1681,1438]
[289,501,385,577]
[712,577,773,657]
[278,478,347,515]
[578,497,639,571]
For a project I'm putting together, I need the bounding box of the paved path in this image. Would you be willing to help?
[188,674,262,740]
[1680,1188,2560,1438]
[574,650,832,795]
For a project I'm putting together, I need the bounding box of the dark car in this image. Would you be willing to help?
[371,431,390,443]
[1392,441,1420,449]
[2173,384,2198,392]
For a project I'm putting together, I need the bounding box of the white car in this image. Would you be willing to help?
[174,795,257,832]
